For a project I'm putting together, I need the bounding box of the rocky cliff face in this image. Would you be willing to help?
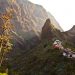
[41,19,64,40]
[41,19,54,39]
[0,0,63,51]
[0,0,48,50]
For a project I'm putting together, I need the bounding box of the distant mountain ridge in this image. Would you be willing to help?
[63,25,75,45]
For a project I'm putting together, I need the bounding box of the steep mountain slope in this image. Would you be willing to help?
[41,19,64,40]
[48,12,63,32]
[0,0,63,51]
[41,19,54,39]
[0,0,48,50]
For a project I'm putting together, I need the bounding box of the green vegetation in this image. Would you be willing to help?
[63,41,75,51]
[9,40,75,75]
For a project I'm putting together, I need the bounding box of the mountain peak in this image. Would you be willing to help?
[44,19,51,25]
[41,19,55,39]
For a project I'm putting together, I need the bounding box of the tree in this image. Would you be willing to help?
[0,8,14,68]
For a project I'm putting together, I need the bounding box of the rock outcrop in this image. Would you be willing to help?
[41,19,63,40]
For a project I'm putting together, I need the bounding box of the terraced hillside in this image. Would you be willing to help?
[8,40,75,75]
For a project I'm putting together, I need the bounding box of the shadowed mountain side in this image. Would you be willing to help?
[63,25,75,46]
[41,19,64,40]
[41,19,54,39]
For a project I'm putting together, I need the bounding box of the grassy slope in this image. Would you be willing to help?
[9,40,75,75]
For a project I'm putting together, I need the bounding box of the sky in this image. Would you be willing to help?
[29,0,75,31]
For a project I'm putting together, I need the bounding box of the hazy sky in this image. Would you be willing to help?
[29,0,75,31]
